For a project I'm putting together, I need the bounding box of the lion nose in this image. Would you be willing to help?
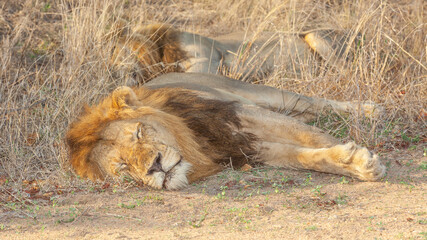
[147,153,163,175]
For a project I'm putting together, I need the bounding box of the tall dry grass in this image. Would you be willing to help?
[0,0,425,189]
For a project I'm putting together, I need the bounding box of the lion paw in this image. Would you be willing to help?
[357,101,385,119]
[332,142,357,164]
[351,146,385,181]
[336,142,386,181]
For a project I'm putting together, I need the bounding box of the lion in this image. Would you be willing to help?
[66,73,385,190]
[110,23,360,82]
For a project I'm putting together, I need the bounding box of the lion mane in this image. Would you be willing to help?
[66,86,256,183]
[110,24,188,81]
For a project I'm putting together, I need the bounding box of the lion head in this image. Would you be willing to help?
[110,38,164,83]
[66,86,222,190]
[109,24,187,83]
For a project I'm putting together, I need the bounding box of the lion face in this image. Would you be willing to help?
[91,118,192,190]
[67,86,223,190]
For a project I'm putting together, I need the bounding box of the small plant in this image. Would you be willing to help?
[399,181,415,190]
[419,162,427,170]
[188,212,208,228]
[312,185,325,197]
[385,160,392,169]
[55,208,78,224]
[408,145,417,150]
[281,176,290,183]
[272,182,283,193]
[135,199,144,206]
[69,207,78,218]
[339,176,349,184]
[227,207,238,212]
[306,225,318,231]
[56,218,75,224]
[416,212,426,216]
[335,194,348,205]
[418,219,427,225]
[215,186,228,200]
[41,2,51,12]
[303,173,312,186]
[240,218,251,224]
[121,175,134,183]
[6,202,17,210]
[45,211,52,218]
[118,203,136,209]
[309,113,349,139]
[401,132,420,143]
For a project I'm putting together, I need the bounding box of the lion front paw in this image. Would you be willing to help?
[353,101,385,119]
[331,142,385,181]
[350,146,386,181]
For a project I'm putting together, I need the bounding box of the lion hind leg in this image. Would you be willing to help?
[258,141,385,181]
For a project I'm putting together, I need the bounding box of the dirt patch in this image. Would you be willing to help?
[2,150,426,239]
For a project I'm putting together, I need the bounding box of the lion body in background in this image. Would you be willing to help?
[66,73,385,190]
[110,23,358,82]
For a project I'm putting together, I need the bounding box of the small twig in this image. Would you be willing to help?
[105,212,143,221]
[0,202,35,219]
[0,186,36,218]
[228,157,234,171]
[1,186,35,206]
[383,33,427,71]
[193,212,208,228]
[70,207,91,225]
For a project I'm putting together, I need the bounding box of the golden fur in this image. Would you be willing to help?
[67,73,386,190]
[110,24,188,82]
[67,88,217,183]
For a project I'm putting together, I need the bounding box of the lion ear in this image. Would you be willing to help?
[111,86,139,109]
[106,18,131,40]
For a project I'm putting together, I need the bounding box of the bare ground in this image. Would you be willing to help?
[1,149,426,239]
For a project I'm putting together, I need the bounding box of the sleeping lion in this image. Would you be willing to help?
[110,23,360,82]
[66,73,385,190]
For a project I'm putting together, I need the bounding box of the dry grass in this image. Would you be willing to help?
[0,0,425,189]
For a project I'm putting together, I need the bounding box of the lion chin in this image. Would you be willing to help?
[140,150,192,190]
[66,73,386,190]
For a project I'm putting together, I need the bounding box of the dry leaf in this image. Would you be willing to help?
[240,164,252,172]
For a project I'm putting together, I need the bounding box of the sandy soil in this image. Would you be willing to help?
[2,149,426,240]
